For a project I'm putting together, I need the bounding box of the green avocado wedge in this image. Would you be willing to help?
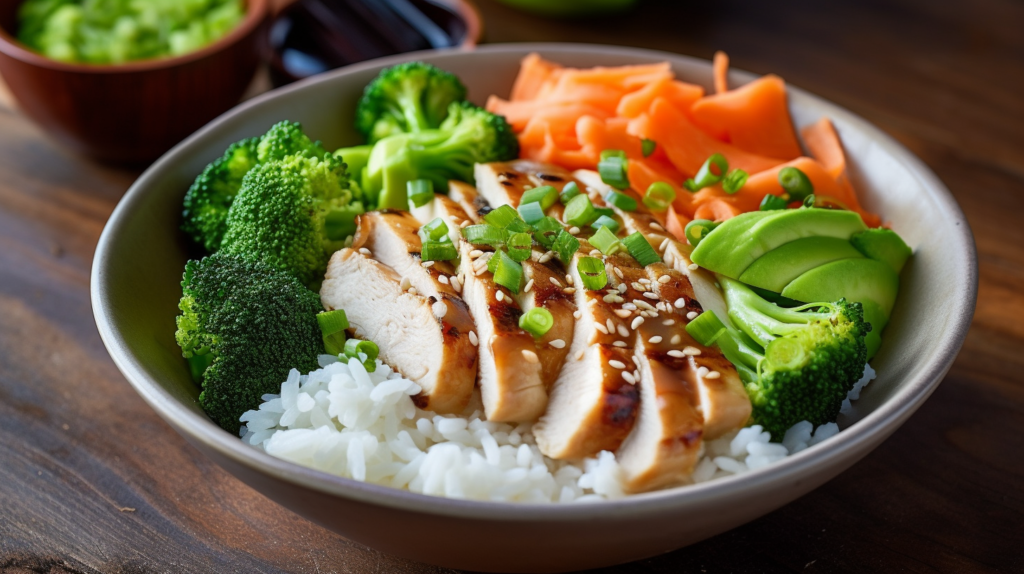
[739,237,865,292]
[781,258,899,358]
[691,208,868,279]
[851,228,912,273]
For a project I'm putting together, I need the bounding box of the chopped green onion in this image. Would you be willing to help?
[493,250,524,294]
[485,204,528,232]
[802,194,817,208]
[642,182,676,211]
[590,215,621,233]
[589,225,623,255]
[519,307,554,338]
[421,239,458,261]
[532,216,563,248]
[462,224,505,246]
[318,309,349,356]
[559,181,582,204]
[420,217,449,242]
[684,219,719,247]
[689,153,729,191]
[343,338,379,372]
[407,179,434,208]
[722,169,749,194]
[778,166,814,201]
[683,178,699,193]
[685,310,726,346]
[598,155,630,189]
[564,194,598,227]
[595,207,615,219]
[600,149,627,161]
[506,232,533,262]
[553,230,580,265]
[518,201,545,224]
[759,194,789,211]
[577,256,608,290]
[520,185,559,210]
[604,189,638,211]
[487,250,500,275]
[622,231,661,266]
[324,205,361,240]
[641,138,656,158]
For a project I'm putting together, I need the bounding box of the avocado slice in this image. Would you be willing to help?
[739,236,865,292]
[850,228,912,273]
[692,208,868,279]
[781,258,899,358]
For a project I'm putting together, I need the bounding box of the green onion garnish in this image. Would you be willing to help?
[324,205,361,240]
[318,309,349,356]
[802,194,817,208]
[778,166,814,201]
[421,239,458,261]
[722,169,749,194]
[590,214,621,233]
[598,155,630,189]
[559,181,582,205]
[492,250,524,294]
[462,224,505,246]
[532,216,563,249]
[604,189,638,211]
[343,338,380,372]
[622,231,661,266]
[589,225,622,255]
[641,139,656,158]
[520,185,558,210]
[685,310,726,346]
[407,179,434,208]
[684,219,719,247]
[420,217,449,242]
[506,232,533,262]
[759,194,789,211]
[564,194,598,227]
[577,256,608,290]
[689,153,729,191]
[642,182,676,211]
[484,204,521,229]
[519,307,554,338]
[600,149,627,161]
[553,230,580,265]
[518,201,545,224]
[595,206,615,218]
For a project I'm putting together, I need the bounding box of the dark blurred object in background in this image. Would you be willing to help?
[268,0,478,86]
[494,0,638,17]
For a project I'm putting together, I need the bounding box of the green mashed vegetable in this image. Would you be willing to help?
[18,0,245,64]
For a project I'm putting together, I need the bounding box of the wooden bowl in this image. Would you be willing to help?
[0,0,269,163]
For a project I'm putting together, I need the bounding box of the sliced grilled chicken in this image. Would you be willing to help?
[518,254,576,387]
[533,246,640,460]
[320,248,473,413]
[458,241,547,422]
[475,160,578,220]
[448,180,490,222]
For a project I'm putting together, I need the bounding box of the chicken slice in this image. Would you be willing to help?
[320,248,472,413]
[448,180,489,222]
[458,241,546,422]
[519,254,576,388]
[475,160,579,220]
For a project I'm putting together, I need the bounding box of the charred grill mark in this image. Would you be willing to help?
[500,180,515,187]
[604,382,640,426]
[537,173,564,182]
[379,208,404,215]
[498,171,520,180]
[649,351,689,370]
[489,299,525,333]
[662,429,703,450]
[411,394,429,408]
[533,281,574,305]
[477,205,494,217]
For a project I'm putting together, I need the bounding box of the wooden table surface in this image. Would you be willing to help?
[2,0,1022,572]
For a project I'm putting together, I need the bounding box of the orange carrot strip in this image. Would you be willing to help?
[690,75,803,160]
[665,205,691,242]
[510,53,564,101]
[799,117,880,226]
[713,51,729,94]
[693,199,744,222]
[617,78,704,119]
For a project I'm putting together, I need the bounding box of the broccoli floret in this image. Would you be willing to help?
[365,101,519,209]
[707,277,870,439]
[175,253,325,432]
[219,153,360,286]
[355,61,467,143]
[181,121,330,252]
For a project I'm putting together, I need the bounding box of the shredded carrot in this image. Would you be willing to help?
[693,199,744,222]
[713,51,729,94]
[665,205,691,242]
[617,78,704,119]
[800,117,880,226]
[509,53,563,101]
[690,75,803,160]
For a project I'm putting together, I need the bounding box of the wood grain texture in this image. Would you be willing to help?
[1,0,1022,572]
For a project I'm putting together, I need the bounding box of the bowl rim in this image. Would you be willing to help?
[91,42,978,521]
[0,0,268,73]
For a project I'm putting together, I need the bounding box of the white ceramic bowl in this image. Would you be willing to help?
[91,44,977,572]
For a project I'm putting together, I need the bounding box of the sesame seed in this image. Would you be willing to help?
[573,310,582,319]
[613,340,627,347]
[674,298,686,308]
[670,334,682,345]
[565,274,574,285]
[549,277,562,288]
[460,220,471,228]
[650,222,665,232]
[524,279,534,293]
[649,335,663,344]
[496,290,505,302]
[662,319,676,326]
[638,278,651,285]
[550,339,566,349]
[643,292,659,300]
[617,325,629,337]
[686,311,699,320]
[623,371,636,385]
[438,275,449,285]
[633,300,655,310]
[614,309,632,318]
[687,263,699,271]
[603,293,619,303]
[631,316,645,330]
[632,282,647,292]
[522,349,540,363]
[422,261,435,268]
[617,284,628,293]
[589,249,602,257]
[400,277,411,290]
[469,331,478,346]
[358,247,371,256]
[523,184,534,190]
[658,275,671,284]
[623,303,637,311]
[605,318,615,333]
[609,360,627,369]
[667,350,685,358]
[697,366,710,377]
[588,299,599,306]
[659,238,670,252]
[564,287,577,294]
[613,267,624,279]
[706,370,721,379]
[433,301,447,317]
[683,346,701,356]
[451,276,463,292]
[539,251,554,263]
[470,249,484,258]
[569,226,581,235]
[595,323,609,335]
[576,349,586,361]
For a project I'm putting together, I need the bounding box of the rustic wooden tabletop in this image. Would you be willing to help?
[1,0,1022,572]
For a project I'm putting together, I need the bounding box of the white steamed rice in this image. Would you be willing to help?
[241,356,875,502]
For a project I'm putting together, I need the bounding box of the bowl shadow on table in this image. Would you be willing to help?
[0,0,269,164]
